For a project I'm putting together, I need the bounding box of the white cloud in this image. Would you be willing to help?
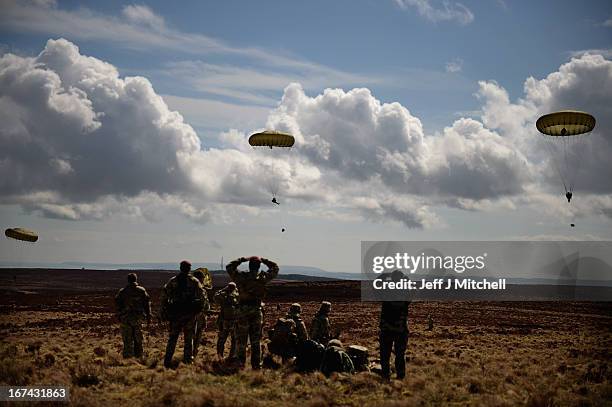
[568,49,612,59]
[475,54,612,221]
[121,4,165,30]
[267,84,529,201]
[394,0,474,25]
[0,39,201,214]
[1,39,611,229]
[0,39,328,222]
[603,17,612,27]
[479,54,612,194]
[445,58,463,73]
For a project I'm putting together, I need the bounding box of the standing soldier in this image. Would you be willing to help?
[192,269,211,359]
[114,273,151,358]
[226,256,279,369]
[160,260,206,368]
[310,301,332,345]
[214,282,239,360]
[379,301,409,380]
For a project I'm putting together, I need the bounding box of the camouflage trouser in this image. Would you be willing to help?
[193,313,207,358]
[165,317,196,366]
[235,305,263,369]
[217,319,236,358]
[120,317,144,358]
[380,330,408,379]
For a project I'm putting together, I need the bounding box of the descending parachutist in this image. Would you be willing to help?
[272,197,280,205]
[570,223,575,228]
[281,228,286,232]
[535,112,595,212]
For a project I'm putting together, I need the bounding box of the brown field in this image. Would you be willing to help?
[1,269,611,406]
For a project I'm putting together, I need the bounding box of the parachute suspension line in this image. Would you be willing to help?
[562,131,571,189]
[268,179,279,199]
[571,134,580,192]
[279,146,295,233]
[568,133,587,193]
[542,134,568,194]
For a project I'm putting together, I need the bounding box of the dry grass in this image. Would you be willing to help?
[1,297,611,406]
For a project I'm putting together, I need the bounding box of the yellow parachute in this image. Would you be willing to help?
[536,111,596,203]
[5,228,38,243]
[249,130,295,149]
[536,111,595,137]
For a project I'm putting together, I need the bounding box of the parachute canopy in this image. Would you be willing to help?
[249,130,295,148]
[536,111,595,137]
[5,228,38,242]
[535,110,596,206]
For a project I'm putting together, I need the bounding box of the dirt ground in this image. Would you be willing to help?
[1,269,611,406]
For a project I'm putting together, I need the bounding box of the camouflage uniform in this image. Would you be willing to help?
[309,301,332,345]
[160,270,206,366]
[192,294,210,358]
[379,301,409,379]
[320,339,355,376]
[287,304,308,343]
[114,280,151,358]
[226,256,279,369]
[214,284,240,358]
[192,268,211,359]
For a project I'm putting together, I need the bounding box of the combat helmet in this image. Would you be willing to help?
[289,303,302,315]
[327,339,343,348]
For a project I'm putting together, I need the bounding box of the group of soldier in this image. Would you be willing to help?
[114,256,410,379]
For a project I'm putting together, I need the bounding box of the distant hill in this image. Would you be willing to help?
[207,269,339,283]
[4,256,610,286]
[532,254,612,282]
[0,261,361,280]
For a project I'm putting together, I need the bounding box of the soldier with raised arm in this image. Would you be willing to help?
[226,256,279,369]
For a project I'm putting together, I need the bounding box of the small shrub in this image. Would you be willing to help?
[0,359,34,385]
[1,343,18,358]
[468,381,480,394]
[25,341,42,354]
[36,353,56,368]
[584,363,607,384]
[72,362,102,387]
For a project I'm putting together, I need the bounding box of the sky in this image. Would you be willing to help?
[0,0,611,273]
